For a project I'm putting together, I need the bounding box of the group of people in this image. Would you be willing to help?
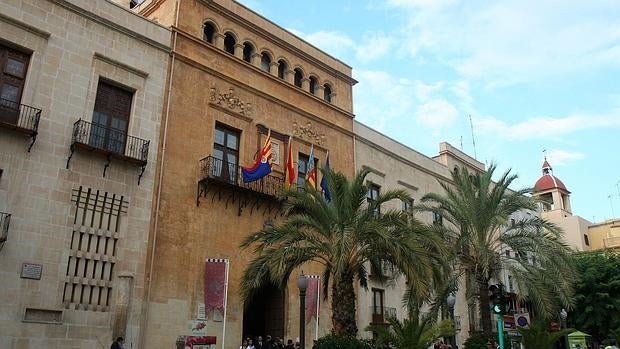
[240,335,306,349]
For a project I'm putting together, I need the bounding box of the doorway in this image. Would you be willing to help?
[243,282,285,340]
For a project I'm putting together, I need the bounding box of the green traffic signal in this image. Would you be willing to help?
[493,304,502,314]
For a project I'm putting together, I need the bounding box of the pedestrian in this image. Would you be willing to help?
[240,338,249,349]
[111,337,124,349]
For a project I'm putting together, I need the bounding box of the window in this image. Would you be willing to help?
[224,33,235,55]
[402,198,413,213]
[297,153,318,189]
[372,288,385,323]
[309,76,318,94]
[432,212,443,226]
[90,80,133,154]
[584,234,590,246]
[243,42,254,63]
[323,84,332,103]
[508,275,514,293]
[0,44,30,125]
[203,22,216,43]
[277,59,287,79]
[293,68,303,88]
[261,53,271,73]
[505,250,511,257]
[367,183,380,216]
[213,123,240,184]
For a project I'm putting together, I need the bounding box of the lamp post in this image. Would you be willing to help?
[297,273,309,349]
[447,294,457,347]
[560,309,568,349]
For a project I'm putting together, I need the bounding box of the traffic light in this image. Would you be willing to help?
[489,283,508,315]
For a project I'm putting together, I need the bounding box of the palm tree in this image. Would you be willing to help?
[420,164,577,334]
[367,310,455,349]
[518,319,574,349]
[240,168,446,337]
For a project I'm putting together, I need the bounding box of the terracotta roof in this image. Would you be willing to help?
[534,174,569,193]
[542,159,551,169]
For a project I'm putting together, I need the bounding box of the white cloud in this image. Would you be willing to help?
[355,33,395,63]
[386,0,620,85]
[415,98,459,128]
[287,29,356,59]
[545,149,585,166]
[476,111,620,140]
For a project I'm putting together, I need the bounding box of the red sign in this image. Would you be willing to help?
[503,315,516,329]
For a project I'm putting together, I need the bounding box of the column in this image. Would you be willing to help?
[234,43,244,59]
[112,273,134,341]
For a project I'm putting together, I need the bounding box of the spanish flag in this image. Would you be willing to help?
[306,144,317,189]
[241,130,272,183]
[284,136,296,188]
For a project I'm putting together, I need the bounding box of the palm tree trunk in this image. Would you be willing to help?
[331,272,357,336]
[478,278,493,334]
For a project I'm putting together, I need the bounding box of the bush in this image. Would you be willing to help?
[463,332,505,349]
[313,334,375,349]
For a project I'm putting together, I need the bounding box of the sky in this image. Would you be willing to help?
[238,0,620,223]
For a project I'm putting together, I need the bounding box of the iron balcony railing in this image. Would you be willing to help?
[0,98,41,134]
[0,212,11,251]
[370,306,397,324]
[199,155,284,197]
[70,119,149,164]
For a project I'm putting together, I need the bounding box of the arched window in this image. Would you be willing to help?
[293,68,303,88]
[203,22,216,43]
[309,76,318,94]
[277,59,287,80]
[261,53,271,72]
[243,42,254,63]
[323,84,332,103]
[224,33,235,55]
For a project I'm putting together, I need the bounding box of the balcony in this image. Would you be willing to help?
[196,155,284,215]
[66,119,149,184]
[370,306,397,324]
[0,212,11,252]
[0,98,42,151]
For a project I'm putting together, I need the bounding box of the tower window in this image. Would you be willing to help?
[309,76,318,94]
[261,53,271,72]
[293,68,303,88]
[277,60,287,79]
[203,22,216,43]
[242,43,254,63]
[323,84,332,103]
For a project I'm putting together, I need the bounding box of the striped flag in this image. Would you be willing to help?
[241,130,272,183]
[285,136,296,188]
[306,144,316,189]
[320,152,331,201]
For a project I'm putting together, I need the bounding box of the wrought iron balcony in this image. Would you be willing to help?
[196,155,284,214]
[0,98,42,151]
[0,212,11,252]
[370,306,397,324]
[66,119,150,183]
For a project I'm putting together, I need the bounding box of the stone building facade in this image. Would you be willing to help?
[135,0,356,348]
[353,122,485,346]
[0,1,170,348]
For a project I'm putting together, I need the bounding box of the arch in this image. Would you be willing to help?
[202,20,219,44]
[260,51,273,72]
[293,67,304,88]
[242,41,255,63]
[223,31,237,55]
[323,83,333,103]
[277,58,289,80]
[308,75,319,94]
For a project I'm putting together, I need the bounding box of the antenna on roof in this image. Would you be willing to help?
[469,114,477,159]
[460,136,463,151]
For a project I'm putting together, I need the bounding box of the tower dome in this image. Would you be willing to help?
[534,158,570,193]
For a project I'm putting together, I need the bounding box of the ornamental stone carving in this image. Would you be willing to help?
[292,121,326,145]
[209,86,252,116]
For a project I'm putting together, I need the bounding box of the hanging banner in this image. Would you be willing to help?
[305,275,320,324]
[204,259,227,317]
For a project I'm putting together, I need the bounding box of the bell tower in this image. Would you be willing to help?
[533,158,572,219]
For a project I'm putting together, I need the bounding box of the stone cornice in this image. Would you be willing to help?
[0,13,51,39]
[94,52,149,79]
[50,0,170,53]
[198,0,357,86]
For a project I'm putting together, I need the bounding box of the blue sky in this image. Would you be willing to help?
[239,0,620,223]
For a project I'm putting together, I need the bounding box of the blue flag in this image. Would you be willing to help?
[320,152,331,202]
[241,131,272,183]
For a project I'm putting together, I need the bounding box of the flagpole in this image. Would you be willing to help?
[221,259,230,349]
[315,276,320,340]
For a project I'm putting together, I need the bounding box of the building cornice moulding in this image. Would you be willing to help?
[0,13,51,39]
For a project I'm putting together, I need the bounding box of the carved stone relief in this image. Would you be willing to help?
[291,121,326,145]
[209,86,252,116]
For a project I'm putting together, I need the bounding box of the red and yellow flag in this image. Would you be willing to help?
[285,136,296,188]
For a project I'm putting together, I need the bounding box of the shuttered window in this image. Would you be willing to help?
[0,44,30,125]
[90,80,133,154]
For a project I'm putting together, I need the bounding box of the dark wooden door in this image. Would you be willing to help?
[91,81,133,154]
[0,44,30,125]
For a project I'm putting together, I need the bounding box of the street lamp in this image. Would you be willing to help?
[297,273,309,349]
[446,294,456,347]
[560,309,568,349]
